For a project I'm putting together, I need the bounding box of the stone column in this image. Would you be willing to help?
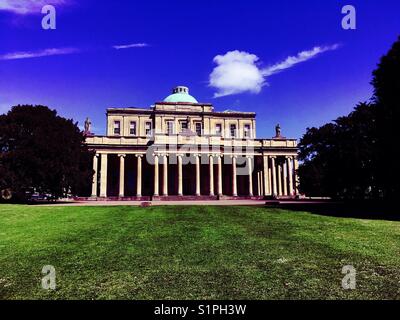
[118,154,126,197]
[232,156,238,197]
[270,156,277,197]
[287,156,294,196]
[257,172,261,196]
[154,154,159,196]
[178,155,183,196]
[260,171,264,196]
[268,167,272,195]
[209,155,214,196]
[263,155,270,196]
[195,154,201,196]
[100,153,108,197]
[283,160,288,196]
[163,154,168,196]
[136,155,142,197]
[217,155,223,196]
[293,156,300,195]
[247,156,253,196]
[278,162,282,196]
[91,154,99,197]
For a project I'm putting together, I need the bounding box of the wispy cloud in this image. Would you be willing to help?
[0,42,150,61]
[113,43,149,50]
[0,0,70,15]
[0,47,80,60]
[209,44,340,98]
[262,44,340,76]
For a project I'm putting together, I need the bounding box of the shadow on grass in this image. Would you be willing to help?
[273,200,399,222]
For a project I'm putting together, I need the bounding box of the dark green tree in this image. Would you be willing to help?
[372,36,400,200]
[298,36,400,200]
[0,105,94,200]
[298,103,377,199]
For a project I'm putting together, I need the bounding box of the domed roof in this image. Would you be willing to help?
[164,86,198,103]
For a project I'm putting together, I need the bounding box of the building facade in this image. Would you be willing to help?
[85,86,299,200]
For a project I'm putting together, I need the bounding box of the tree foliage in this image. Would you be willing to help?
[298,36,400,200]
[0,105,94,200]
[372,36,400,199]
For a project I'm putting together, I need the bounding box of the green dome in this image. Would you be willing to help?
[164,93,198,103]
[164,86,198,103]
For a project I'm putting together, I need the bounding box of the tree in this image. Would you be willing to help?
[298,103,377,199]
[372,36,400,200]
[0,105,94,200]
[298,36,400,201]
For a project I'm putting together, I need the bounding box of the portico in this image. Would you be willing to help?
[89,152,299,200]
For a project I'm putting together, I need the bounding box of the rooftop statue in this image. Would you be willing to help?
[84,117,92,135]
[274,124,286,139]
[275,124,281,138]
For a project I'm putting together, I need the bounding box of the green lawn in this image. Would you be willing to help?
[0,204,400,300]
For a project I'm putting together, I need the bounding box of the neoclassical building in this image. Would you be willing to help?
[85,86,299,200]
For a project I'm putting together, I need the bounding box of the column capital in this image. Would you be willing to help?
[135,154,144,158]
[94,153,100,158]
[118,154,126,158]
[270,155,277,159]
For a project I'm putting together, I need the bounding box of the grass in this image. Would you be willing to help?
[0,204,400,300]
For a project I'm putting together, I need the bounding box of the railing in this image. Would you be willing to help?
[85,135,151,146]
[86,134,297,148]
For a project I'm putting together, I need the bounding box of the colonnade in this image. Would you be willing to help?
[91,153,299,198]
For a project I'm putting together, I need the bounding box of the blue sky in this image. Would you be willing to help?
[1,0,399,139]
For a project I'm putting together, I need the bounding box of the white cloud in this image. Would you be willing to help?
[0,0,69,15]
[209,51,265,98]
[113,43,149,50]
[209,44,340,98]
[262,44,340,76]
[0,47,80,60]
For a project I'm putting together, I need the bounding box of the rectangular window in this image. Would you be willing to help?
[166,120,174,135]
[244,124,251,138]
[114,121,121,135]
[180,121,188,133]
[145,121,152,136]
[215,124,222,136]
[129,121,137,136]
[195,123,202,136]
[230,124,237,138]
